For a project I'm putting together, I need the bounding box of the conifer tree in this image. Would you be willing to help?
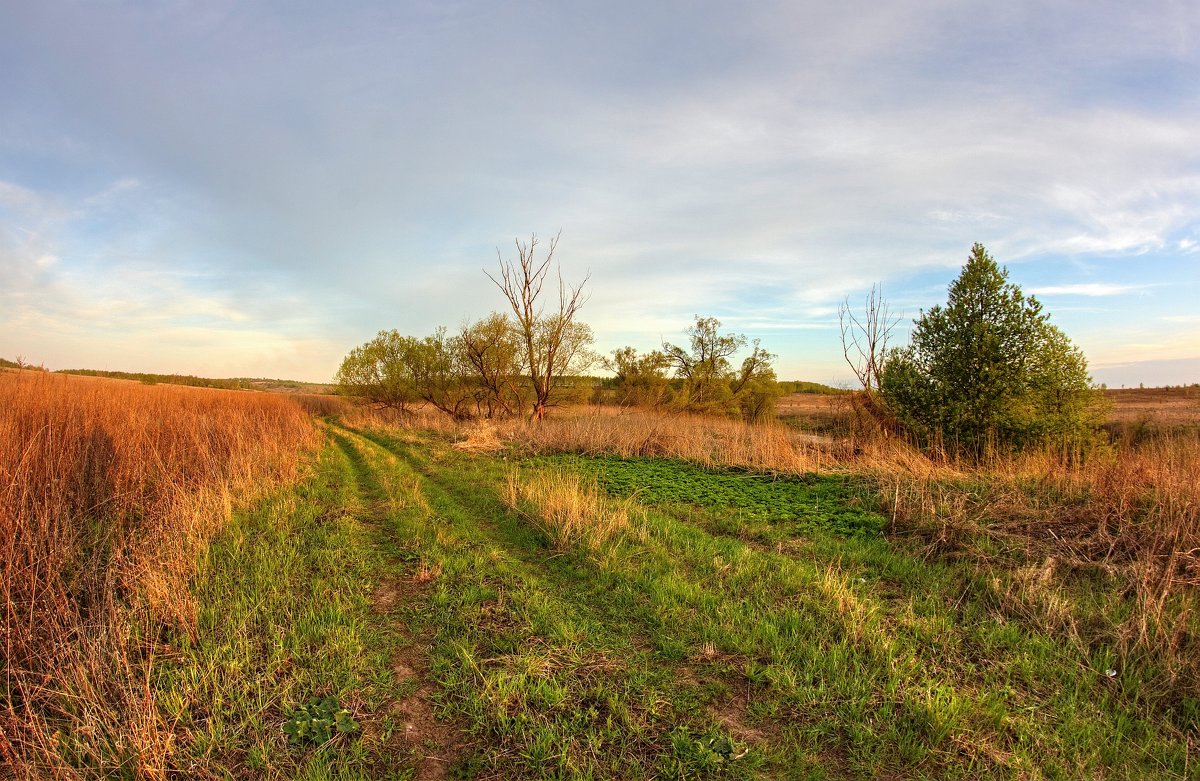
[880,243,1099,454]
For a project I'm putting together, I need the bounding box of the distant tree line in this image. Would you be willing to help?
[603,316,781,421]
[339,236,1107,444]
[54,369,251,390]
[337,235,597,422]
[775,380,847,395]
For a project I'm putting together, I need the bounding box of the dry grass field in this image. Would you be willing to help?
[0,369,317,778]
[1104,386,1200,428]
[779,387,1200,429]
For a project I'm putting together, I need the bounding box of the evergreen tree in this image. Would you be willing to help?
[880,243,1099,454]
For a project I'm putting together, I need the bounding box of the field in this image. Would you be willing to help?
[780,386,1200,437]
[3,373,1198,779]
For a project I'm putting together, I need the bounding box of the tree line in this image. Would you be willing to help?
[336,234,782,422]
[338,237,1104,456]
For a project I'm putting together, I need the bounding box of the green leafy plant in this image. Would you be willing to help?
[529,454,886,538]
[282,696,360,746]
[661,727,745,776]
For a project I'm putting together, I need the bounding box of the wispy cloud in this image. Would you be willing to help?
[1031,283,1150,297]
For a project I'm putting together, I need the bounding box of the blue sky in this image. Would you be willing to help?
[2,1,1198,386]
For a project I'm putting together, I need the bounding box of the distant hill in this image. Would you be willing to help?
[235,378,334,394]
[52,368,333,394]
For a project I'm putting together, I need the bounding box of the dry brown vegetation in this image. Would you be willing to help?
[874,434,1200,692]
[1102,386,1200,442]
[293,391,355,417]
[0,369,317,779]
[502,469,638,555]
[500,408,834,472]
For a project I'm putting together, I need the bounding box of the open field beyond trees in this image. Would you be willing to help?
[2,369,1198,779]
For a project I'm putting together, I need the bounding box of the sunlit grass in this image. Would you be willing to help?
[0,369,316,778]
[343,423,1196,779]
[502,466,638,554]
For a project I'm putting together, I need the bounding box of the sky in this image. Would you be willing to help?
[1,1,1198,387]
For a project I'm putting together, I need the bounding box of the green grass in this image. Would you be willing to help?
[154,422,1198,780]
[152,429,415,779]
[529,453,886,538]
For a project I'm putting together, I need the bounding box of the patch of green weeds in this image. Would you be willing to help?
[283,696,361,746]
[659,727,755,778]
[530,454,886,538]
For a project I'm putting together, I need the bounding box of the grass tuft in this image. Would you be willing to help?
[502,468,637,553]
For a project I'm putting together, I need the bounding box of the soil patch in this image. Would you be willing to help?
[373,575,469,780]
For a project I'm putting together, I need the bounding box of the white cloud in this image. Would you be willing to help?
[1030,283,1148,297]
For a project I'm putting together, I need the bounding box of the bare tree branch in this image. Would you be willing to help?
[839,283,900,393]
[486,231,592,420]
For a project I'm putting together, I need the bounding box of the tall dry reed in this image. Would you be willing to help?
[870,432,1200,697]
[292,392,353,417]
[502,409,833,473]
[0,370,317,779]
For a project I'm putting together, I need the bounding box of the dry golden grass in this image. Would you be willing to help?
[0,370,317,779]
[338,401,463,434]
[1104,386,1200,426]
[499,408,834,473]
[453,420,505,453]
[867,432,1200,694]
[502,468,636,554]
[293,391,354,417]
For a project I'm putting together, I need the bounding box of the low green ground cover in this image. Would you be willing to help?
[529,454,886,538]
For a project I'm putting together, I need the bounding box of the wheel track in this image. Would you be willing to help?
[345,426,673,652]
[326,424,470,780]
[332,425,760,775]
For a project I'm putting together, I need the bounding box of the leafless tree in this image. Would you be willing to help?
[839,284,900,394]
[486,232,592,421]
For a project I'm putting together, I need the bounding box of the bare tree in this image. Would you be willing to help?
[486,232,592,421]
[839,284,899,394]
